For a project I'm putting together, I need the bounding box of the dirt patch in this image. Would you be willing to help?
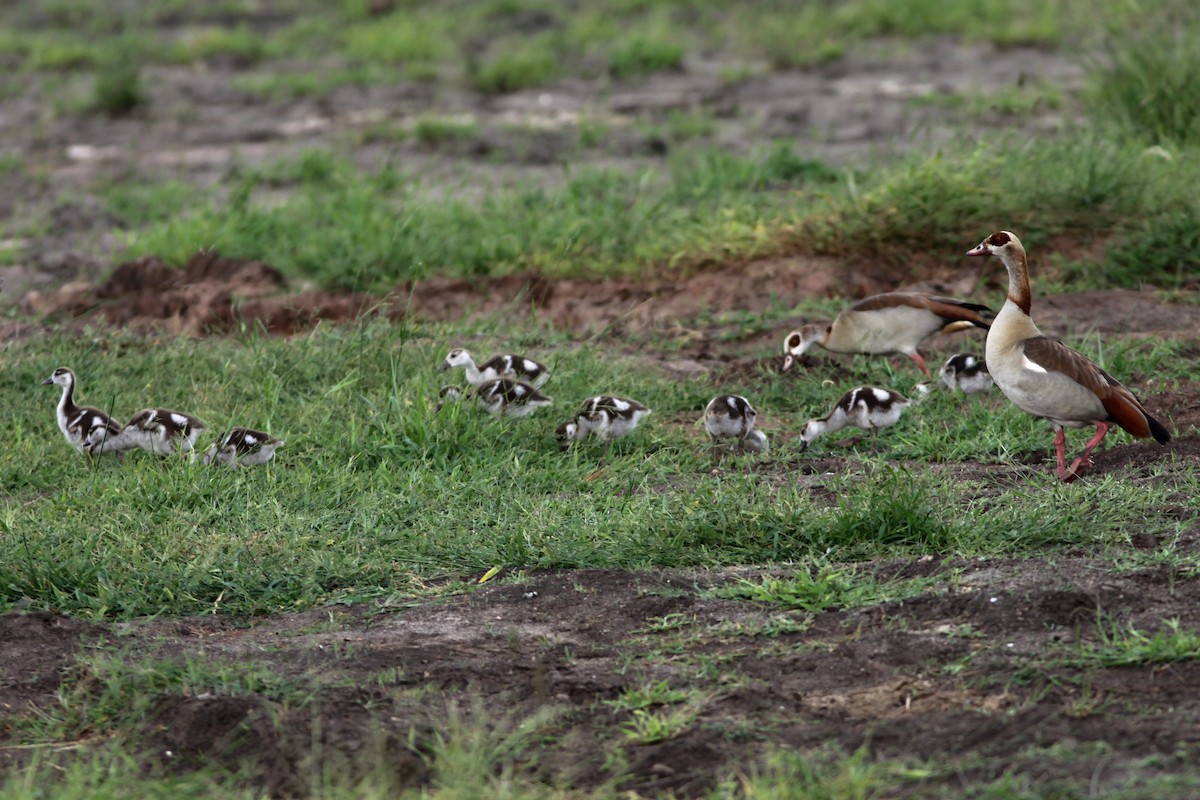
[20,250,1200,346]
[22,251,376,337]
[4,562,1200,796]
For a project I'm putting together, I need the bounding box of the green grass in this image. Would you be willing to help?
[469,36,559,95]
[3,322,1194,621]
[14,651,308,743]
[710,564,943,612]
[1072,618,1200,668]
[1085,2,1200,146]
[106,129,1200,293]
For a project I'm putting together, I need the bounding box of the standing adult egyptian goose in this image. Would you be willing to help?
[95,408,209,456]
[966,231,1170,481]
[201,427,285,468]
[798,386,912,452]
[557,395,651,460]
[703,394,768,463]
[41,367,124,456]
[438,348,550,388]
[781,292,993,375]
[939,353,994,394]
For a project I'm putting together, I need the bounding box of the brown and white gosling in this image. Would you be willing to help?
[798,386,912,452]
[557,395,652,460]
[939,353,993,394]
[41,367,123,456]
[474,378,553,418]
[966,230,1170,482]
[201,427,285,468]
[703,394,768,462]
[438,348,550,387]
[433,385,465,412]
[95,408,209,456]
[781,292,993,376]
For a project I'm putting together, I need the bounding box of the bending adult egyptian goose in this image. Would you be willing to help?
[201,427,285,468]
[798,386,911,452]
[474,378,553,418]
[966,231,1170,481]
[95,408,209,456]
[557,395,651,460]
[438,348,550,387]
[703,394,768,462]
[781,292,993,375]
[41,367,123,456]
[939,353,994,394]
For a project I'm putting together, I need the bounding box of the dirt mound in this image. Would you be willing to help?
[22,251,375,337]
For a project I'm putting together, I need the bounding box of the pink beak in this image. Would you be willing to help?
[965,243,989,257]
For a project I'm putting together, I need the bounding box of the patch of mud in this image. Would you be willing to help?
[5,562,1200,796]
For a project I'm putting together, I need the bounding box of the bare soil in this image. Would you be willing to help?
[4,556,1200,797]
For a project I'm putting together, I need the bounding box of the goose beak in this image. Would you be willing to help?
[781,354,795,372]
[40,377,53,385]
[435,361,449,372]
[965,243,989,257]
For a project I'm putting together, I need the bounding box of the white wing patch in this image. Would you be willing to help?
[1021,356,1048,374]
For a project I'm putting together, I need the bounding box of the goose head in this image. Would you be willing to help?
[438,348,472,372]
[744,428,769,454]
[435,385,464,411]
[41,367,74,387]
[796,419,824,453]
[781,325,826,371]
[556,420,581,449]
[966,230,1024,263]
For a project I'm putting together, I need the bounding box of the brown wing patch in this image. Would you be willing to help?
[850,293,992,327]
[1022,337,1156,438]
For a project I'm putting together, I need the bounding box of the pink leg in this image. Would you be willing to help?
[1063,422,1109,481]
[1053,429,1068,477]
[908,352,930,376]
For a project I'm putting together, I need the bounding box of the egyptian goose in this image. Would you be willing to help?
[703,394,768,462]
[939,353,993,394]
[41,367,123,456]
[474,378,553,418]
[781,292,993,375]
[798,386,912,452]
[557,395,651,460]
[438,348,550,387]
[201,427,285,468]
[95,408,209,456]
[434,385,465,412]
[966,231,1170,481]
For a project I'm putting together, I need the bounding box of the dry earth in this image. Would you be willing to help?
[5,556,1200,797]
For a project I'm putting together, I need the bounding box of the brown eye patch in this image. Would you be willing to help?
[986,231,1010,246]
[787,333,802,349]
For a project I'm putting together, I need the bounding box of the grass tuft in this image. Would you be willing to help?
[1085,2,1200,146]
[823,468,955,553]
